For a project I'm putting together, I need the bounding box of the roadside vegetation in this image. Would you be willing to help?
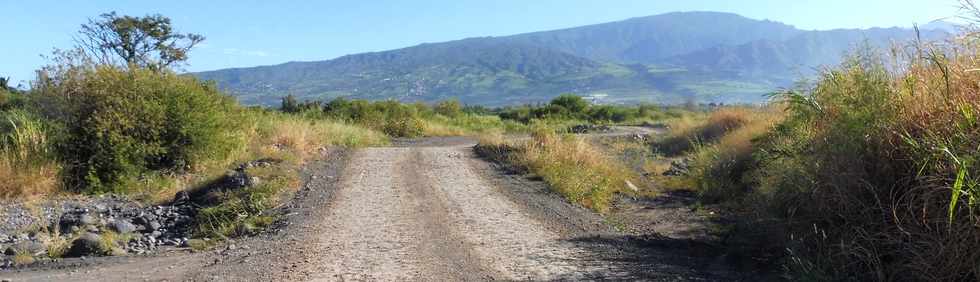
[637,35,980,281]
[470,94,719,213]
[495,93,695,126]
[0,12,391,261]
[462,18,980,281]
[281,95,527,137]
[5,8,974,281]
[476,126,642,213]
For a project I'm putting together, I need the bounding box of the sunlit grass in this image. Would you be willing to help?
[476,127,639,212]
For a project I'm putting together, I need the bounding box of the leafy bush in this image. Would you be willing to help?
[0,89,26,111]
[323,99,426,137]
[34,65,246,193]
[280,94,321,113]
[0,89,8,109]
[433,99,462,117]
[497,95,682,125]
[550,94,589,113]
[587,105,633,123]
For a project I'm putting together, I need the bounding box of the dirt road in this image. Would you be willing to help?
[3,138,737,281]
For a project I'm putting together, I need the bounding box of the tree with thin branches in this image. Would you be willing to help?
[76,12,204,70]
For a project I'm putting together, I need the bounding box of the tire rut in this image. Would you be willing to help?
[307,148,432,280]
[416,146,607,280]
[395,149,496,280]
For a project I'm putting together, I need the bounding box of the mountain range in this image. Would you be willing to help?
[193,11,951,106]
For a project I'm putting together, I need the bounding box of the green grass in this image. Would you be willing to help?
[194,168,292,238]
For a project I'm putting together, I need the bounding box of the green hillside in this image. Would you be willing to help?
[193,11,948,106]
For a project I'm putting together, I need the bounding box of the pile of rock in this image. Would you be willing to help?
[0,194,197,268]
[662,159,691,176]
[0,160,271,268]
[123,203,195,254]
[569,124,613,134]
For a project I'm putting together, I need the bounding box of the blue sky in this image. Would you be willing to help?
[0,0,962,85]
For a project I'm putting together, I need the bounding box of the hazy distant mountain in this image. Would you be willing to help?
[920,20,960,33]
[197,39,628,105]
[194,11,950,106]
[667,27,950,78]
[499,12,802,64]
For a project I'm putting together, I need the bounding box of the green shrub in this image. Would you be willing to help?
[462,105,492,115]
[0,89,26,111]
[499,105,533,123]
[382,114,425,138]
[0,89,8,109]
[496,95,685,125]
[433,99,463,117]
[550,94,588,114]
[280,94,321,113]
[323,98,426,137]
[34,65,245,193]
[587,105,633,123]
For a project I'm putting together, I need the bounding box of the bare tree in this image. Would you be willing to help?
[76,12,204,70]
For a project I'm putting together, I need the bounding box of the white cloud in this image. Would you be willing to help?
[223,48,273,57]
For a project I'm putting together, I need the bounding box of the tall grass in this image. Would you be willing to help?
[476,128,638,212]
[250,110,387,164]
[699,42,980,280]
[0,110,61,199]
[654,107,757,156]
[684,107,783,201]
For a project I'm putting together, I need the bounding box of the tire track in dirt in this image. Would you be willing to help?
[305,145,620,280]
[307,148,463,280]
[415,146,606,280]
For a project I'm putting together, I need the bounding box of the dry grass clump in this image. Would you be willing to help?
[655,107,757,156]
[251,111,387,164]
[476,128,639,212]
